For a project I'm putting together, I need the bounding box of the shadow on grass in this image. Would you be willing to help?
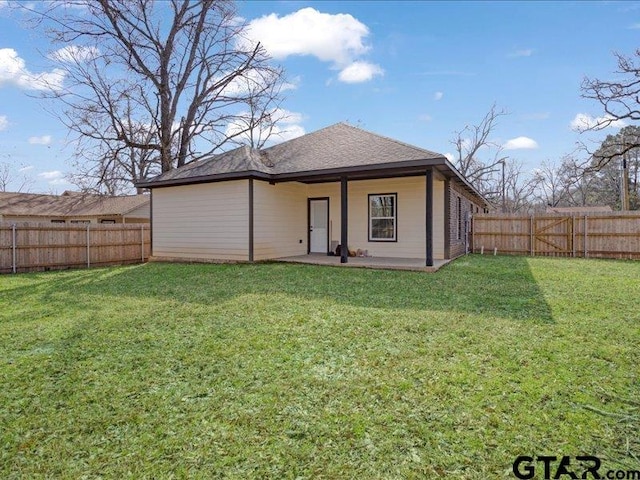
[0,255,553,323]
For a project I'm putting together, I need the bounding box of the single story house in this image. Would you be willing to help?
[0,191,150,224]
[137,123,488,266]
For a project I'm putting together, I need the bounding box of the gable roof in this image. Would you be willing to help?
[0,191,150,218]
[137,123,486,204]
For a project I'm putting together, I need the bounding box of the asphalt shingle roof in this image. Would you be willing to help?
[146,123,445,184]
[0,191,150,217]
[138,123,486,205]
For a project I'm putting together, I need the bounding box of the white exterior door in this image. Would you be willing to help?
[309,199,328,253]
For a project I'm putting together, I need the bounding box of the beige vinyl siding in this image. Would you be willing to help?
[152,181,249,261]
[309,177,445,260]
[253,181,307,260]
[348,178,424,258]
[148,174,447,262]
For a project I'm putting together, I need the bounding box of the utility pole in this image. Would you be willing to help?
[501,159,506,213]
[622,134,630,211]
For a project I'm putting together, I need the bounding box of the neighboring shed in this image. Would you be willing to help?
[137,123,488,266]
[0,191,150,224]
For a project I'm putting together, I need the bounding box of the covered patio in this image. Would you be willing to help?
[274,253,451,272]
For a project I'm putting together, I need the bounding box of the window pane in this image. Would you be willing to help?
[370,196,394,217]
[371,219,395,239]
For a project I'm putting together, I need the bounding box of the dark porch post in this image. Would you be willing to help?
[443,179,450,259]
[340,176,348,264]
[425,169,434,267]
[248,178,254,262]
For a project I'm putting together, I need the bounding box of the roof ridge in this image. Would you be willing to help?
[338,122,445,159]
[261,123,345,154]
[0,191,144,199]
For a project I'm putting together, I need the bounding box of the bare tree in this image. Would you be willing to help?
[223,72,290,149]
[67,101,165,194]
[502,160,537,213]
[451,103,509,196]
[581,49,640,167]
[560,156,598,207]
[531,156,601,209]
[0,161,34,193]
[25,0,286,192]
[532,160,574,208]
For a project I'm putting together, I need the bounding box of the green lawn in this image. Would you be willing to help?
[0,256,638,479]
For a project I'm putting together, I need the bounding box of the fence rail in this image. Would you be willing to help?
[471,212,640,260]
[0,222,150,274]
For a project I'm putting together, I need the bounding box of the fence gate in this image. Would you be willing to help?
[533,216,573,256]
[472,212,640,260]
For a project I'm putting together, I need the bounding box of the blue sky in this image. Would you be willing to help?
[0,1,638,193]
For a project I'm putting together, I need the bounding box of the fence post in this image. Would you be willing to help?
[86,223,91,268]
[572,216,576,257]
[141,224,145,262]
[583,215,588,258]
[529,215,534,256]
[11,223,16,274]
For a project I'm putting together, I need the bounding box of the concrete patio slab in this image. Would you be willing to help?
[273,253,451,272]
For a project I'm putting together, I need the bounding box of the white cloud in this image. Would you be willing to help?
[49,178,70,186]
[418,114,432,122]
[38,170,63,179]
[282,75,301,92]
[433,91,443,101]
[338,61,383,83]
[570,113,626,132]
[219,68,291,97]
[28,135,52,145]
[628,23,640,29]
[503,136,539,150]
[245,7,380,83]
[0,48,65,91]
[19,165,34,172]
[48,45,99,63]
[0,115,7,131]
[272,123,306,142]
[508,48,534,58]
[246,7,370,64]
[444,152,455,162]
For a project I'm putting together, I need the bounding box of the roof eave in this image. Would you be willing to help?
[136,158,488,206]
[135,170,272,188]
[120,199,151,215]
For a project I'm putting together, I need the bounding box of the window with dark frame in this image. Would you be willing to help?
[369,193,397,242]
[456,196,462,240]
[51,219,65,224]
[100,219,116,224]
[70,220,90,224]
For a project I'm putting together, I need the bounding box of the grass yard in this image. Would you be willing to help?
[0,255,638,479]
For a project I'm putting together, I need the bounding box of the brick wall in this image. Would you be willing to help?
[447,182,482,259]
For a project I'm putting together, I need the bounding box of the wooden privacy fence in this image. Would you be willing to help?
[471,212,640,260]
[0,222,150,274]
